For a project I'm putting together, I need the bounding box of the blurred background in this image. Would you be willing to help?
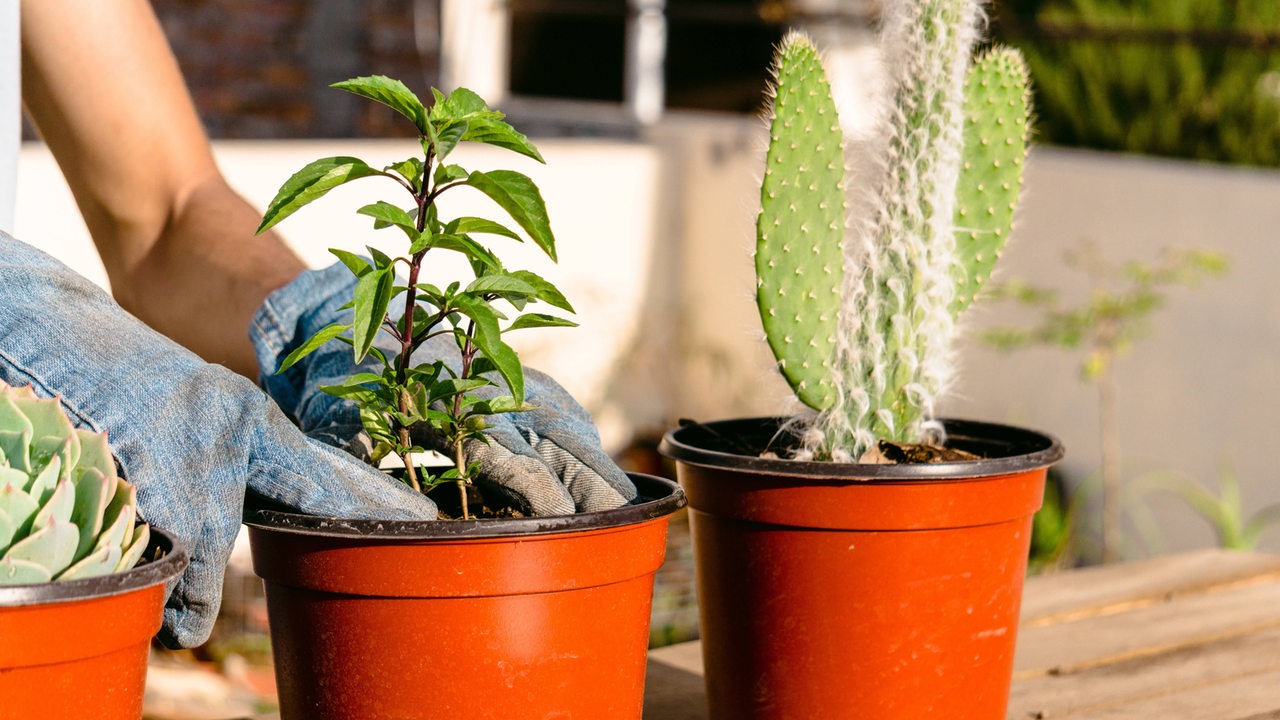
[13,0,1280,715]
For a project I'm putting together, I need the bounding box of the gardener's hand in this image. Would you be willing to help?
[254,262,637,516]
[0,236,438,648]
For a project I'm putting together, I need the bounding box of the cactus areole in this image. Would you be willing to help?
[757,25,1032,462]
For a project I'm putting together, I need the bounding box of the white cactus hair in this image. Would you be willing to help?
[809,0,986,458]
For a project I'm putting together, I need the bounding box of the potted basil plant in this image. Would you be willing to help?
[0,380,188,719]
[659,11,1063,720]
[245,76,685,720]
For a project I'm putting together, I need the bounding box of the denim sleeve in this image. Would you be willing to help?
[0,233,435,647]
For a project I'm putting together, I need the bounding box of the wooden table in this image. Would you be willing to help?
[644,549,1280,719]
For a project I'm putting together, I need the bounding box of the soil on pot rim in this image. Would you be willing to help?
[662,416,1065,481]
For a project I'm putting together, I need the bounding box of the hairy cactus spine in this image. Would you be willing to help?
[756,32,847,411]
[812,0,983,459]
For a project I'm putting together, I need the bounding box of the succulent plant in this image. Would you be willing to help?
[0,381,149,585]
[757,2,1033,461]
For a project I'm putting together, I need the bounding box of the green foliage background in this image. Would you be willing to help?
[991,0,1280,166]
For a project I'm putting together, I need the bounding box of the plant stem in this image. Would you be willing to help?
[451,320,479,520]
[454,439,470,520]
[1099,348,1122,564]
[391,149,434,495]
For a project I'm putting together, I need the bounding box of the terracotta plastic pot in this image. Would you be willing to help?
[245,472,686,720]
[0,526,189,720]
[659,417,1064,720]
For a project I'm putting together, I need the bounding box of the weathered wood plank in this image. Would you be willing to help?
[1008,625,1280,719]
[1051,667,1280,719]
[645,641,710,719]
[1020,550,1280,626]
[1015,578,1280,676]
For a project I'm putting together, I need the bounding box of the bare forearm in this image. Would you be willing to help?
[21,0,303,377]
[117,174,305,377]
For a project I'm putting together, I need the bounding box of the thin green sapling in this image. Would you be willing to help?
[257,76,575,520]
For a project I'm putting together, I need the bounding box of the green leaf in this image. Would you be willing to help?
[466,274,539,297]
[367,246,395,269]
[509,270,574,312]
[340,372,386,387]
[352,268,396,362]
[429,88,544,162]
[463,115,544,163]
[358,202,419,240]
[386,157,425,193]
[508,313,578,331]
[429,234,502,272]
[428,377,493,406]
[278,323,351,373]
[330,250,373,278]
[447,217,522,242]
[430,87,491,120]
[465,170,557,261]
[258,157,384,233]
[465,395,536,416]
[433,122,468,161]
[455,296,524,402]
[332,76,428,134]
[434,164,469,186]
[453,294,503,338]
[319,385,378,404]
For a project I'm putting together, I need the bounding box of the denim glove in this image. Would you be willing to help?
[252,262,637,516]
[0,234,437,648]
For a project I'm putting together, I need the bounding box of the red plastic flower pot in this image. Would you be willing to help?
[244,472,686,720]
[659,417,1064,720]
[0,527,189,720]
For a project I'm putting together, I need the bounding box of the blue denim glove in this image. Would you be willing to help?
[0,234,437,648]
[252,262,637,516]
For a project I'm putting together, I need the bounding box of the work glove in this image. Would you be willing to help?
[252,261,637,517]
[0,234,437,648]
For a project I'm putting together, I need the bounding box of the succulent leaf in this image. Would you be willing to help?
[0,393,33,474]
[3,518,79,577]
[756,32,846,411]
[57,543,123,581]
[0,382,148,585]
[0,556,51,584]
[70,466,111,561]
[116,523,150,574]
[74,430,117,483]
[0,466,27,491]
[12,392,77,472]
[0,486,39,552]
[32,476,75,529]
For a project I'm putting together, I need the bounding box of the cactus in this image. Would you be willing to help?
[756,4,1032,461]
[756,36,846,411]
[0,381,149,585]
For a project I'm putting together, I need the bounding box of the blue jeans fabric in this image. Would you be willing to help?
[0,233,435,647]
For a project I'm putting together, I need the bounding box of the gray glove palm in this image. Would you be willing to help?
[252,262,636,517]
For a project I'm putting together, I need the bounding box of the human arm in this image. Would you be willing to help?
[19,0,303,378]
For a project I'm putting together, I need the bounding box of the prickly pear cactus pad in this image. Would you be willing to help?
[951,48,1032,316]
[756,32,846,411]
[0,382,149,585]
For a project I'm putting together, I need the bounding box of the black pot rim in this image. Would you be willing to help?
[659,416,1064,481]
[0,525,189,607]
[243,472,687,540]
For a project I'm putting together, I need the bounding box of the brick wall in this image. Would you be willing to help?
[153,0,441,139]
